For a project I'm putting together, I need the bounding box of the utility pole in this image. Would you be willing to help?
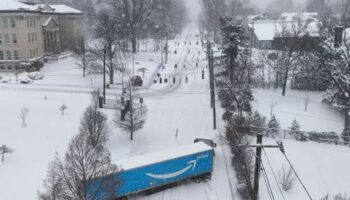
[210,49,216,130]
[103,44,106,104]
[207,41,213,109]
[253,134,263,200]
[243,134,285,200]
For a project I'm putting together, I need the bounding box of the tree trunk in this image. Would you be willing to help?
[132,37,137,54]
[282,67,289,96]
[1,153,4,162]
[109,67,114,85]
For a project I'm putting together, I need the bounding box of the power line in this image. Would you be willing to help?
[262,148,287,200]
[261,161,276,200]
[281,151,313,200]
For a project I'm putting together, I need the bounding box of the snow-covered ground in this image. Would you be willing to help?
[0,19,239,200]
[260,139,350,200]
[0,90,91,200]
[1,1,349,199]
[253,88,344,133]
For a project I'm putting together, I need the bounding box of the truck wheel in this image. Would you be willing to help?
[195,178,201,184]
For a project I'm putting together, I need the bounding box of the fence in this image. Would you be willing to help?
[261,128,350,147]
[99,97,121,110]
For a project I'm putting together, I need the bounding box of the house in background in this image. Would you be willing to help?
[0,0,83,72]
[249,12,321,50]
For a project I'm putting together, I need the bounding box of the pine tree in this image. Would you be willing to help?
[268,115,280,136]
[289,119,300,134]
[251,111,266,133]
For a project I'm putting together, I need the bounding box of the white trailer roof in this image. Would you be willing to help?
[115,143,212,171]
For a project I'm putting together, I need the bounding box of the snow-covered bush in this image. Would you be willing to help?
[250,111,266,134]
[20,107,29,127]
[268,115,280,136]
[59,104,68,115]
[279,166,295,191]
[320,193,350,200]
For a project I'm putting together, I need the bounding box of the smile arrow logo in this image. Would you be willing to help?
[145,160,197,180]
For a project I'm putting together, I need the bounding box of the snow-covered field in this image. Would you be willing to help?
[0,21,239,200]
[1,1,349,199]
[261,139,350,200]
[0,90,91,199]
[253,88,344,133]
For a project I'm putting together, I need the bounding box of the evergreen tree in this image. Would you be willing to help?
[268,115,280,136]
[251,111,266,133]
[289,119,301,135]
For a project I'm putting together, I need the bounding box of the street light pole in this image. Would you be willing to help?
[103,44,106,103]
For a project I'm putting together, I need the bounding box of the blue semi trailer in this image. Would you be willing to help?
[87,142,214,199]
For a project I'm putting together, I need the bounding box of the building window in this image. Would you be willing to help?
[6,50,11,60]
[7,65,12,70]
[0,51,3,60]
[29,49,32,58]
[33,18,36,27]
[0,65,5,70]
[4,34,10,43]
[2,17,8,28]
[10,17,16,28]
[0,34,2,44]
[12,33,17,43]
[31,33,34,43]
[34,32,37,42]
[27,18,29,27]
[29,18,33,27]
[35,48,38,56]
[14,50,19,60]
[28,33,31,43]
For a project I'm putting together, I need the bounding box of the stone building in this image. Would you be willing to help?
[0,0,83,72]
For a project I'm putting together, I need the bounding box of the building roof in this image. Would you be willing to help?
[0,0,82,14]
[249,19,321,41]
[37,4,82,14]
[0,0,35,11]
[280,12,318,22]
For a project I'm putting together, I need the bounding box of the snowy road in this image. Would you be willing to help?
[106,23,240,200]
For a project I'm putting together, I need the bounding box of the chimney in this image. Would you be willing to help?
[334,26,344,48]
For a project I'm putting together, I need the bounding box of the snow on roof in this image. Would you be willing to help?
[249,21,277,41]
[280,12,318,22]
[37,4,82,14]
[0,0,35,11]
[249,20,321,41]
[116,142,213,171]
[0,0,81,14]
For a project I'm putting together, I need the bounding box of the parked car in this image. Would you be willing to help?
[131,75,143,87]
[28,72,44,80]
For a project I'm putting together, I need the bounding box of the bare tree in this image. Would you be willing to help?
[0,145,14,162]
[20,107,29,127]
[76,37,91,78]
[90,89,101,108]
[59,104,68,115]
[113,85,147,140]
[38,153,65,200]
[109,0,158,53]
[270,101,277,117]
[40,133,118,200]
[304,93,310,112]
[274,17,313,96]
[94,11,121,84]
[79,106,109,147]
[279,166,295,191]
